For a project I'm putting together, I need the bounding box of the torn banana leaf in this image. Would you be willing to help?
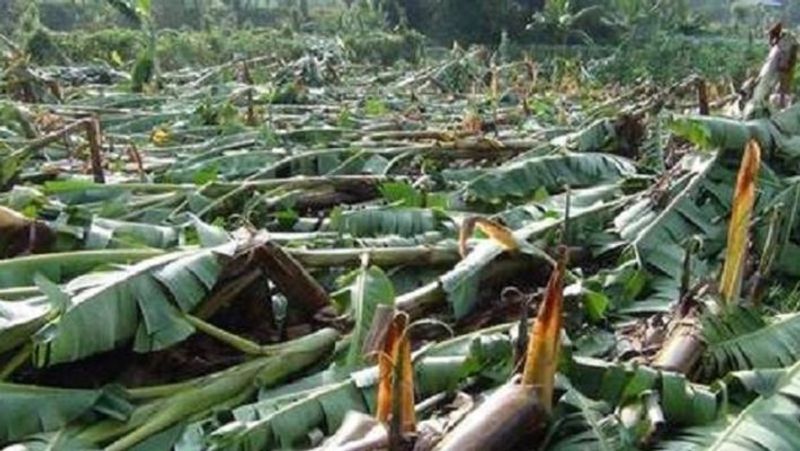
[30,243,235,366]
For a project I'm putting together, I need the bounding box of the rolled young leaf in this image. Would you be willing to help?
[521,247,566,412]
[719,139,761,306]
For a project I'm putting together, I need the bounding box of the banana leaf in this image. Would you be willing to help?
[670,104,800,168]
[330,207,448,238]
[546,387,621,451]
[68,328,339,451]
[184,326,515,450]
[32,243,235,366]
[0,383,132,444]
[701,307,800,379]
[440,196,623,318]
[460,152,636,205]
[661,358,800,450]
[85,217,180,249]
[0,249,164,289]
[343,264,395,367]
[0,297,51,354]
[161,151,282,183]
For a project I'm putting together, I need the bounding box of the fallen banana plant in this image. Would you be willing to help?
[0,235,334,375]
[436,248,567,450]
[1,117,106,187]
[653,139,762,374]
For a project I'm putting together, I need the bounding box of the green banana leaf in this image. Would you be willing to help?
[442,196,623,318]
[330,207,448,238]
[198,328,514,450]
[0,249,165,289]
[32,243,235,366]
[671,104,800,167]
[342,265,395,367]
[0,383,132,444]
[85,217,180,249]
[701,307,800,379]
[661,358,800,450]
[162,151,282,183]
[0,297,52,355]
[460,152,637,205]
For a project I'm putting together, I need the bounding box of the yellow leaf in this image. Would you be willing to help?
[719,139,761,305]
[521,248,566,412]
[151,128,170,146]
[110,50,124,68]
[459,216,519,258]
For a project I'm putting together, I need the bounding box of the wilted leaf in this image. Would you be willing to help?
[459,216,519,258]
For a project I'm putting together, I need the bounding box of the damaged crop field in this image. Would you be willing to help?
[2,0,800,450]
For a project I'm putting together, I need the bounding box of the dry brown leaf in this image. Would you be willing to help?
[376,313,415,434]
[393,321,416,435]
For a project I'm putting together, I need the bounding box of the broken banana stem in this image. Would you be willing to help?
[437,248,567,450]
[652,316,705,375]
[435,383,546,451]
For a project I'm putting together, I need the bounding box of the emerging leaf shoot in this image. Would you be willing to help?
[522,247,567,412]
[719,139,761,307]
